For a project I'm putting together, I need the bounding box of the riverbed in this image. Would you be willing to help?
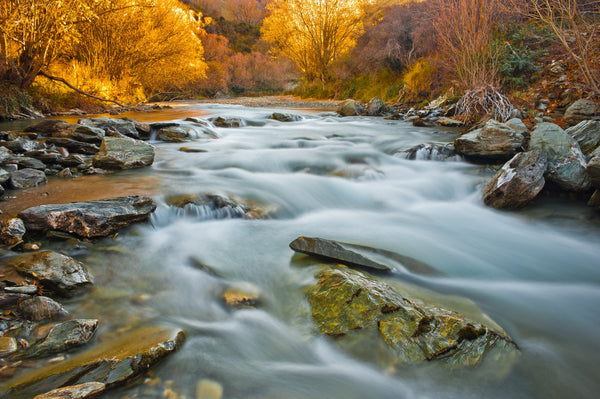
[1,101,600,399]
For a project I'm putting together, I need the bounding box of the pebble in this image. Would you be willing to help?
[196,379,223,399]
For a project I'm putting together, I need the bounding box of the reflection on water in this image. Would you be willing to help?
[1,102,600,399]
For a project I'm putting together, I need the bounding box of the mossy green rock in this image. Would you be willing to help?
[308,267,519,368]
[0,325,185,399]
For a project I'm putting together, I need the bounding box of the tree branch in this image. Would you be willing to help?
[38,71,129,108]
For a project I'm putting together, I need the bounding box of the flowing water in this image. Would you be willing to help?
[2,103,600,399]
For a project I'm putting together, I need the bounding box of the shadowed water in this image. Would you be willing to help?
[1,103,599,399]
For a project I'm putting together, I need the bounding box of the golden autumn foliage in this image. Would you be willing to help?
[1,0,207,104]
[261,0,368,82]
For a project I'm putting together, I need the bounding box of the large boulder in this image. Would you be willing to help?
[529,123,590,191]
[0,325,185,399]
[483,150,547,209]
[92,137,155,169]
[18,196,156,238]
[454,119,527,161]
[6,251,94,297]
[564,99,599,125]
[586,147,600,187]
[366,97,385,116]
[78,117,141,139]
[337,99,363,117]
[72,125,105,144]
[565,120,600,156]
[307,267,519,368]
[10,168,47,189]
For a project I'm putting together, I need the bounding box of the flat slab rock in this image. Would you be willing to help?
[18,196,156,238]
[0,325,185,399]
[308,267,519,369]
[289,236,437,274]
[6,251,94,297]
[33,382,105,399]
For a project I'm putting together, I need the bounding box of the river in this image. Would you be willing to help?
[2,102,600,399]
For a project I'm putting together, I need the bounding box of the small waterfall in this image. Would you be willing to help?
[395,143,463,162]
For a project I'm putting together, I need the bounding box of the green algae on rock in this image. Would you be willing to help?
[307,267,519,369]
[0,325,185,399]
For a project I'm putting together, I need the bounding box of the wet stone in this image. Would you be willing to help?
[269,112,303,122]
[10,168,47,189]
[6,251,94,297]
[0,169,10,184]
[0,325,185,398]
[24,319,98,359]
[46,138,99,155]
[19,196,156,238]
[0,218,26,246]
[92,137,155,169]
[221,282,263,309]
[0,336,18,357]
[33,382,105,399]
[17,296,69,322]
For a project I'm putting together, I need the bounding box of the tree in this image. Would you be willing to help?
[0,0,94,90]
[261,0,367,82]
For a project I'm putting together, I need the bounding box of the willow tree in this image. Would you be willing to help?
[261,0,367,82]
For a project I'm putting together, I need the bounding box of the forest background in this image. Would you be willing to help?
[1,0,598,121]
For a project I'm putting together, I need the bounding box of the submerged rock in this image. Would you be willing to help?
[6,251,94,297]
[221,282,263,309]
[10,168,47,189]
[396,143,460,162]
[290,236,437,275]
[92,137,155,169]
[23,319,98,359]
[33,382,105,399]
[308,267,519,368]
[0,325,185,399]
[18,196,156,238]
[483,150,547,209]
[209,116,244,128]
[529,123,590,191]
[454,119,527,161]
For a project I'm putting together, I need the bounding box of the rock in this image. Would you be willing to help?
[17,296,69,321]
[529,123,590,191]
[4,285,38,294]
[565,120,600,155]
[437,117,464,128]
[157,123,217,142]
[0,147,12,164]
[505,118,528,136]
[121,117,151,139]
[412,117,434,127]
[337,99,363,117]
[6,251,94,297]
[10,168,47,189]
[588,189,600,210]
[46,138,99,155]
[15,156,47,170]
[0,218,26,246]
[24,119,73,137]
[179,147,207,153]
[0,336,18,357]
[366,97,385,116]
[196,379,223,399]
[221,282,263,309]
[19,196,156,238]
[72,125,105,144]
[24,319,98,359]
[78,117,141,139]
[0,325,185,398]
[0,169,9,184]
[396,143,460,161]
[290,236,437,274]
[307,267,519,368]
[23,150,62,165]
[564,99,599,125]
[33,382,105,399]
[92,137,155,169]
[586,147,600,187]
[2,137,44,153]
[483,150,547,209]
[454,119,527,161]
[269,112,302,122]
[209,116,244,128]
